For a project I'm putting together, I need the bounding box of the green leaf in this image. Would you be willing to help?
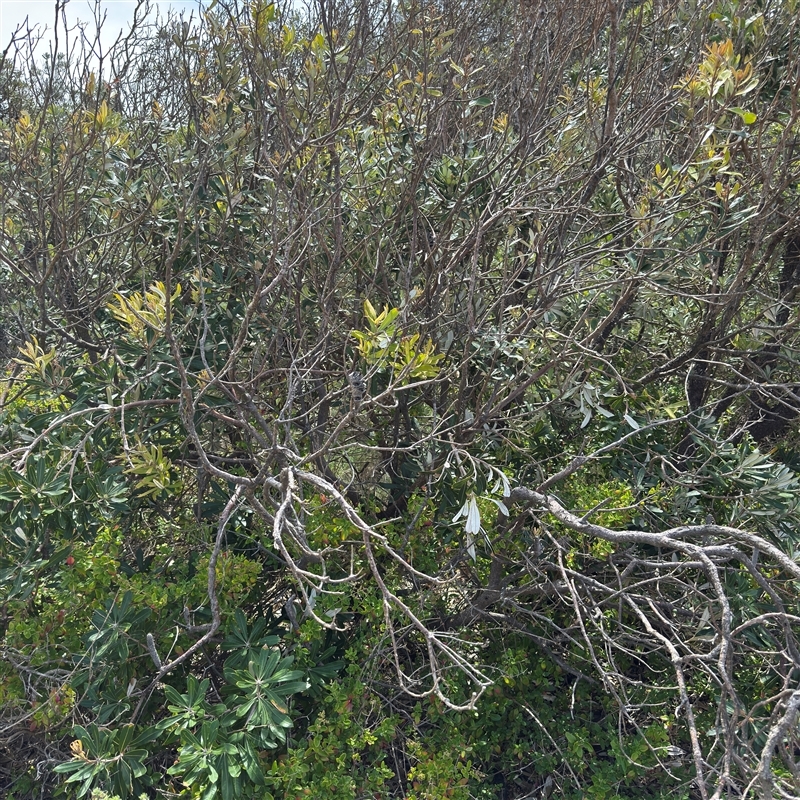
[730,106,757,124]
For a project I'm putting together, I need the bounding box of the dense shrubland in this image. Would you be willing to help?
[3,0,800,797]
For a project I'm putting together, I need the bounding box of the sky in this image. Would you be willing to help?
[0,0,203,54]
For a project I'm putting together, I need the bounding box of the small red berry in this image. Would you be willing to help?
[65,556,75,567]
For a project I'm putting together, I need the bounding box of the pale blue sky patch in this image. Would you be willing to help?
[0,0,203,54]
